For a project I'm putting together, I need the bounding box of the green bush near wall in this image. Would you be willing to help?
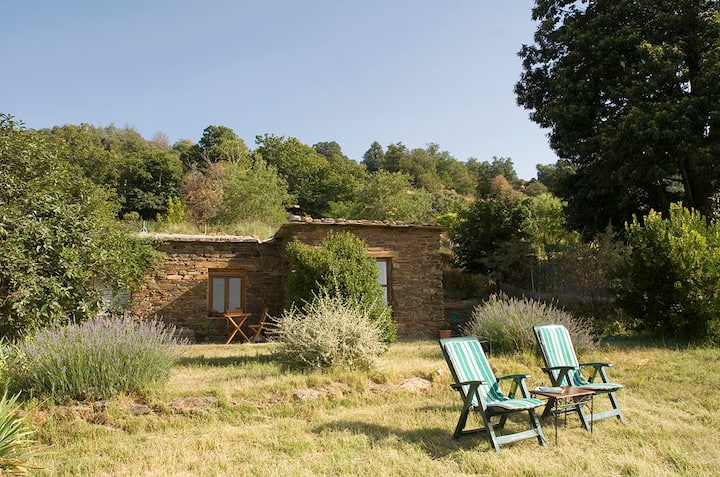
[284,231,396,342]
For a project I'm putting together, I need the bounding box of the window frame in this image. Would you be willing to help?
[207,269,247,316]
[375,258,392,305]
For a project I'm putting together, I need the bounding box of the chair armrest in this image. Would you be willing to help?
[542,365,576,373]
[541,365,576,386]
[496,373,530,383]
[496,374,532,398]
[451,380,486,409]
[579,361,612,368]
[579,362,613,383]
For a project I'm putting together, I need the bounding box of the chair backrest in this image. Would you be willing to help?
[440,336,503,404]
[533,324,583,386]
[257,307,268,324]
[249,307,269,340]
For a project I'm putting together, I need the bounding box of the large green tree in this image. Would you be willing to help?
[181,125,250,171]
[42,124,184,220]
[0,114,162,339]
[516,0,720,234]
[254,134,331,217]
[213,158,294,227]
[116,147,184,220]
[312,141,367,215]
[43,124,123,191]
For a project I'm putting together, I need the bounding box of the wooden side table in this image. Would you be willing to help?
[222,310,252,344]
[531,386,595,444]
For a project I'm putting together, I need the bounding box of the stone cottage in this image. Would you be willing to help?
[132,217,446,340]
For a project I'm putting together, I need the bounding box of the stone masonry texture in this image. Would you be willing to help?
[133,218,446,340]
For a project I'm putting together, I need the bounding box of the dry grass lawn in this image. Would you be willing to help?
[25,339,720,476]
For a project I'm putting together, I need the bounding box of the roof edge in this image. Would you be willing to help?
[138,232,264,243]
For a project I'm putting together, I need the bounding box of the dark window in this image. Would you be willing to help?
[376,259,390,304]
[208,270,246,315]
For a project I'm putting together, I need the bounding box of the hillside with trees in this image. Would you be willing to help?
[29,119,551,238]
[4,0,720,344]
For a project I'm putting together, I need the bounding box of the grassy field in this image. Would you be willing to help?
[24,339,720,476]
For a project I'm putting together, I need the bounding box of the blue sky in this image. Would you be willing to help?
[2,1,554,180]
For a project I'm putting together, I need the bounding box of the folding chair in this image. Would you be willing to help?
[439,336,547,452]
[247,307,269,343]
[533,324,624,431]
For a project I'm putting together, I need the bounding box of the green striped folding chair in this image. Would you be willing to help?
[533,324,624,430]
[439,336,547,452]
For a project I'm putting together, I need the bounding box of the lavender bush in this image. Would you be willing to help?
[463,294,595,354]
[3,315,184,402]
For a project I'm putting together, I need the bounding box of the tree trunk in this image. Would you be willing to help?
[680,155,713,217]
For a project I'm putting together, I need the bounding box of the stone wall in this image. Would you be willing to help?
[132,234,285,340]
[275,219,446,338]
[133,219,446,340]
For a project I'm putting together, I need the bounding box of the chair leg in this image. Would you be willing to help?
[575,397,592,432]
[528,408,547,446]
[497,414,508,430]
[607,392,624,423]
[482,414,501,453]
[541,396,556,419]
[586,392,624,424]
[453,408,471,438]
[484,410,546,451]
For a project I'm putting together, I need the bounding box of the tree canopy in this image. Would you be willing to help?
[180,125,250,170]
[7,112,549,240]
[516,0,720,234]
[42,124,184,221]
[0,114,162,339]
[213,158,293,227]
[253,134,333,217]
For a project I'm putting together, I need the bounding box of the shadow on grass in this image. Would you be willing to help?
[176,353,277,367]
[599,333,701,350]
[313,417,498,458]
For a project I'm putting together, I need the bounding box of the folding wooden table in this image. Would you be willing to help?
[222,310,252,344]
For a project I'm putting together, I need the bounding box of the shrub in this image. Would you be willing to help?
[549,227,622,328]
[451,193,531,279]
[285,231,396,342]
[273,292,387,371]
[4,315,183,402]
[463,294,595,354]
[0,115,164,339]
[0,391,41,474]
[612,203,720,343]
